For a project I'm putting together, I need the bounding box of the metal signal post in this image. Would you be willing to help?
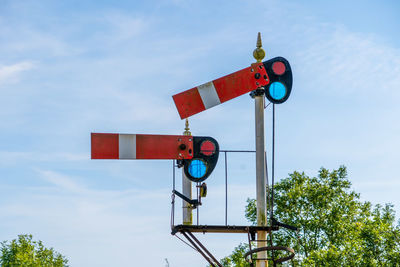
[252,32,268,267]
[182,119,193,225]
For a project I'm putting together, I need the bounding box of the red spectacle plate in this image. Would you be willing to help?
[272,61,286,76]
[200,140,216,156]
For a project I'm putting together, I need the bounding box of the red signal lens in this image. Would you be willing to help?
[272,61,286,76]
[200,140,215,156]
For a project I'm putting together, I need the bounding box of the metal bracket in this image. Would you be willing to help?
[249,87,265,98]
[172,190,200,207]
[271,217,298,231]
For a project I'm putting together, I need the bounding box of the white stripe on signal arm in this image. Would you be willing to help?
[119,134,136,159]
[197,81,221,109]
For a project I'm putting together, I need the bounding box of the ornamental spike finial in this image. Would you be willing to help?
[253,32,266,63]
[256,32,262,48]
[183,118,191,136]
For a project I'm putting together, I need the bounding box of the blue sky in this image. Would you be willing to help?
[1,0,400,266]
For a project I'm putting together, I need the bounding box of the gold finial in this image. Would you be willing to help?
[253,32,266,63]
[183,118,191,136]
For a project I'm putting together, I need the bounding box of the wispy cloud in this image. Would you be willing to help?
[38,169,89,194]
[0,61,35,85]
[297,26,400,99]
[103,13,148,43]
[0,151,87,166]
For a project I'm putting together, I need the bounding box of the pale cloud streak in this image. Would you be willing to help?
[0,61,35,85]
[0,151,87,166]
[103,13,148,43]
[297,26,400,99]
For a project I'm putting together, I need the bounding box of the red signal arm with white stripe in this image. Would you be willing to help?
[91,133,194,160]
[172,62,270,119]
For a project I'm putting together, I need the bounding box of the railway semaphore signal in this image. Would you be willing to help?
[170,32,297,267]
[172,57,292,119]
[182,136,219,182]
[90,32,297,267]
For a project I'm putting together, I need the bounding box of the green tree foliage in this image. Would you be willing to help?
[220,243,251,267]
[0,234,68,267]
[221,166,400,266]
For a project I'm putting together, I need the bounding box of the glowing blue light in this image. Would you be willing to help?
[188,159,207,178]
[269,82,286,100]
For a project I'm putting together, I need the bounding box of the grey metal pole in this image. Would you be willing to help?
[255,93,267,267]
[182,172,192,225]
[182,119,193,225]
[253,32,268,267]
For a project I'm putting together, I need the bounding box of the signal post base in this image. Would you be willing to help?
[257,230,267,267]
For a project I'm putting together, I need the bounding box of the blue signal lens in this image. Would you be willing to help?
[188,159,207,179]
[269,82,286,100]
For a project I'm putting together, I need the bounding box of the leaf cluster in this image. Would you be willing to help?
[0,234,68,267]
[223,166,400,266]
